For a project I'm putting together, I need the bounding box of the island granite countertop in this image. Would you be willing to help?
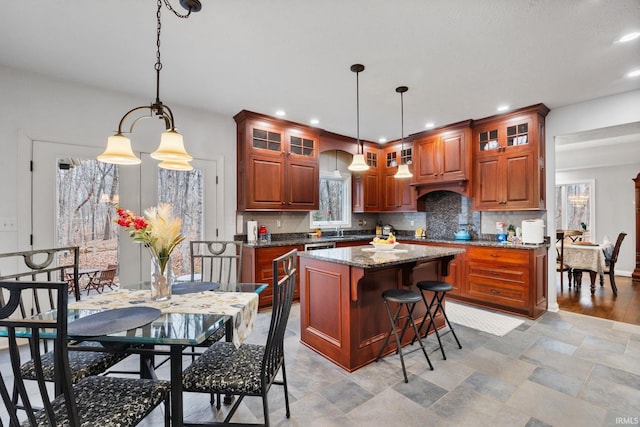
[297,243,465,269]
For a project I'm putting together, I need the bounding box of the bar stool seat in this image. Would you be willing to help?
[375,288,433,383]
[414,280,462,360]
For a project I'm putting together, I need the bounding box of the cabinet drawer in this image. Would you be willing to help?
[466,246,529,265]
[467,263,529,308]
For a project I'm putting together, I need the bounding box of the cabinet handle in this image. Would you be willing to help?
[490,253,500,257]
[490,289,500,294]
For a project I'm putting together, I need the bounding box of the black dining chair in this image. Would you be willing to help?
[182,249,296,426]
[0,248,131,398]
[0,279,171,426]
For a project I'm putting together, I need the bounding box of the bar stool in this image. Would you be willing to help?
[375,289,433,383]
[414,280,462,360]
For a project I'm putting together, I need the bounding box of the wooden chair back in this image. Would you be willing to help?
[608,232,627,266]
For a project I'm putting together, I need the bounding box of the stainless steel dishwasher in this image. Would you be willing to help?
[304,241,337,251]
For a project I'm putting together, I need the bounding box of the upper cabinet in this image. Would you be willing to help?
[472,104,549,211]
[381,142,417,212]
[235,111,319,211]
[411,121,472,196]
[352,143,382,212]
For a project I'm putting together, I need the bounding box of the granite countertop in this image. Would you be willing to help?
[244,234,548,250]
[297,243,465,269]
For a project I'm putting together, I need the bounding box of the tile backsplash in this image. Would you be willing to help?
[235,191,546,241]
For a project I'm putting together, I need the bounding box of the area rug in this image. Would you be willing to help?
[445,301,524,337]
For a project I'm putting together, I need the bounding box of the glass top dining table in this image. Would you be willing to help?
[14,281,267,427]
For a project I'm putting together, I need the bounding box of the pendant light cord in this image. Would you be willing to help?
[356,70,361,154]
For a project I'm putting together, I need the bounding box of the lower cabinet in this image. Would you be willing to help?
[414,241,547,318]
[241,244,303,309]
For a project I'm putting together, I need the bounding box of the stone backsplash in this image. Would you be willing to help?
[235,191,546,242]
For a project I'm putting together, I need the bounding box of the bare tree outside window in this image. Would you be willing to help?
[55,158,205,283]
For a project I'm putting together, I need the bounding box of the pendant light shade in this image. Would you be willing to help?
[158,159,194,171]
[394,85,412,179]
[395,163,413,178]
[97,134,142,165]
[150,129,193,162]
[348,153,369,171]
[97,0,200,170]
[348,64,369,172]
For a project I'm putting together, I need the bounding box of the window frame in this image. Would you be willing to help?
[310,172,352,229]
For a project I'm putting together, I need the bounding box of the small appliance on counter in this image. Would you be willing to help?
[522,219,545,244]
[382,225,394,236]
[454,230,471,240]
[247,220,258,243]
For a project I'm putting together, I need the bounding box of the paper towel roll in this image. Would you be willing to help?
[247,221,258,243]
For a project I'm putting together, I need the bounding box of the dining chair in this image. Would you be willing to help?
[182,249,296,426]
[0,247,130,388]
[599,232,626,295]
[556,231,570,292]
[188,240,244,346]
[86,265,118,294]
[0,279,171,426]
[190,240,244,287]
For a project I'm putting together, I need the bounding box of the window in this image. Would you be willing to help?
[310,173,351,229]
[555,179,595,239]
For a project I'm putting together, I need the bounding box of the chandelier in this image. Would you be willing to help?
[97,0,202,171]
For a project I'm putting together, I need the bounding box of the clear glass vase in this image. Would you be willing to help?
[150,255,173,301]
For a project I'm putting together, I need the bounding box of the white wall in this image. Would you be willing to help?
[545,89,640,311]
[0,64,238,256]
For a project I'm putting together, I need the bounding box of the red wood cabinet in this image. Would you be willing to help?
[472,104,549,210]
[380,142,417,212]
[235,110,319,211]
[412,123,471,187]
[240,244,303,309]
[412,241,547,319]
[352,144,382,212]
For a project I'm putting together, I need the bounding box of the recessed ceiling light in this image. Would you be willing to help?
[616,32,640,43]
[378,137,387,143]
[425,122,435,129]
[310,118,319,125]
[275,110,286,117]
[627,69,640,78]
[497,105,510,112]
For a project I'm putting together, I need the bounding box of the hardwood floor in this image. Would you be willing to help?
[556,273,640,325]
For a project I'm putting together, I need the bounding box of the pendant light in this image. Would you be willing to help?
[348,64,369,171]
[332,150,342,178]
[97,0,201,171]
[394,85,412,179]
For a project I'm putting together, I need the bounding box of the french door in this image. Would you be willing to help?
[30,140,220,285]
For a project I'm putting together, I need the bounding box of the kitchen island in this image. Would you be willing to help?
[298,243,465,372]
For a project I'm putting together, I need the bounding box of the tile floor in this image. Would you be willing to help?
[138,301,640,427]
[3,301,638,426]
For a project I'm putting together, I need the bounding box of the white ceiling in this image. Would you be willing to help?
[1,0,639,143]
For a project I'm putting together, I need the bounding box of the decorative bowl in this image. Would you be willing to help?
[370,242,399,251]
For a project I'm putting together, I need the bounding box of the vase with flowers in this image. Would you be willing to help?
[115,203,185,301]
